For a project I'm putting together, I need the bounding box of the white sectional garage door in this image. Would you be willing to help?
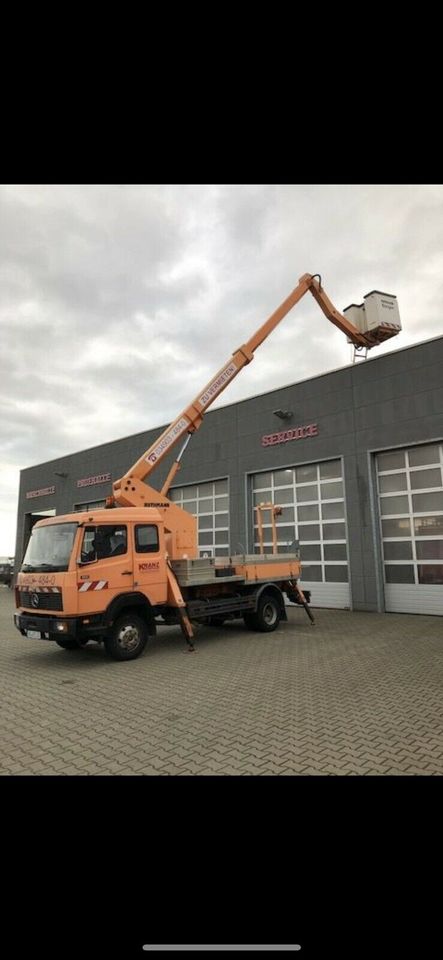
[251,459,350,609]
[170,479,230,558]
[376,443,443,615]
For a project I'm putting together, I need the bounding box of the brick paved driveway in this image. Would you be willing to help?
[1,586,442,775]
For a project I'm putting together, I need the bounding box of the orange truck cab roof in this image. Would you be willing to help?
[33,508,164,528]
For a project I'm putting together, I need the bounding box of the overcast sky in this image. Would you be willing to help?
[1,183,443,556]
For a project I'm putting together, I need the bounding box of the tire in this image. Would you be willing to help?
[104,612,148,661]
[244,593,281,633]
[55,636,81,650]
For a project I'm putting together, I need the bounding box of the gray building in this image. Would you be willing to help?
[15,334,443,616]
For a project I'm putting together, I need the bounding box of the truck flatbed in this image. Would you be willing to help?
[171,553,301,588]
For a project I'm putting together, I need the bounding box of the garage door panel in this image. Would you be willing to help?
[171,478,230,558]
[377,443,443,615]
[289,582,350,609]
[384,585,443,615]
[252,457,350,609]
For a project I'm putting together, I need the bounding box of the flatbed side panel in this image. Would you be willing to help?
[177,573,245,588]
[229,553,300,564]
[232,562,301,581]
[175,566,301,589]
[172,554,301,587]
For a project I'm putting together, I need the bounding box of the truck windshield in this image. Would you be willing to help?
[21,523,78,573]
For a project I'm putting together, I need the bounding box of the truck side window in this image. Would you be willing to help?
[108,526,127,556]
[81,525,127,561]
[81,527,96,562]
[135,525,159,554]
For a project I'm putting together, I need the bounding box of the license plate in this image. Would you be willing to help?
[27,630,42,639]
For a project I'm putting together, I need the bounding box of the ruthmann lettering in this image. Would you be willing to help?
[139,562,160,571]
[261,423,319,447]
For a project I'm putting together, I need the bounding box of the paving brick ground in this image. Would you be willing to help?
[1,586,442,775]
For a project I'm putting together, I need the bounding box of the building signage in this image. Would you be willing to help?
[26,486,55,499]
[261,423,319,447]
[77,473,111,488]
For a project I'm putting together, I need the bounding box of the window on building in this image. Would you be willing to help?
[74,499,106,512]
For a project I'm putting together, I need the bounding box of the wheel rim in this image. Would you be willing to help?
[117,623,141,651]
[262,601,277,626]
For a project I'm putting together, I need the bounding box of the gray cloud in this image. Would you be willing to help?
[1,183,443,553]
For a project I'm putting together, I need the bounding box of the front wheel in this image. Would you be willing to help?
[55,636,84,650]
[104,612,148,661]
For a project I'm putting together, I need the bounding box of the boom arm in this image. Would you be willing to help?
[111,273,382,508]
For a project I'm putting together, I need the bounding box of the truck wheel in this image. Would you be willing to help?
[104,612,148,661]
[55,637,81,650]
[245,593,281,633]
[255,593,281,631]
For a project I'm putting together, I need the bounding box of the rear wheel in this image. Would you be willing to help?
[104,612,148,661]
[244,593,281,633]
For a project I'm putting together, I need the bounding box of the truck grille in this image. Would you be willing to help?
[19,589,63,612]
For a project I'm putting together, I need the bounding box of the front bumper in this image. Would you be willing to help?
[14,611,78,639]
[14,611,106,641]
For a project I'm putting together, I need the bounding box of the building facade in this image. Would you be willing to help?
[15,335,443,615]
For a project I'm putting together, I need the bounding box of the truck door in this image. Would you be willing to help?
[132,523,167,604]
[77,524,133,613]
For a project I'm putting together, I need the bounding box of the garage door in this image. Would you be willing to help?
[376,443,443,615]
[170,479,230,557]
[251,459,350,609]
